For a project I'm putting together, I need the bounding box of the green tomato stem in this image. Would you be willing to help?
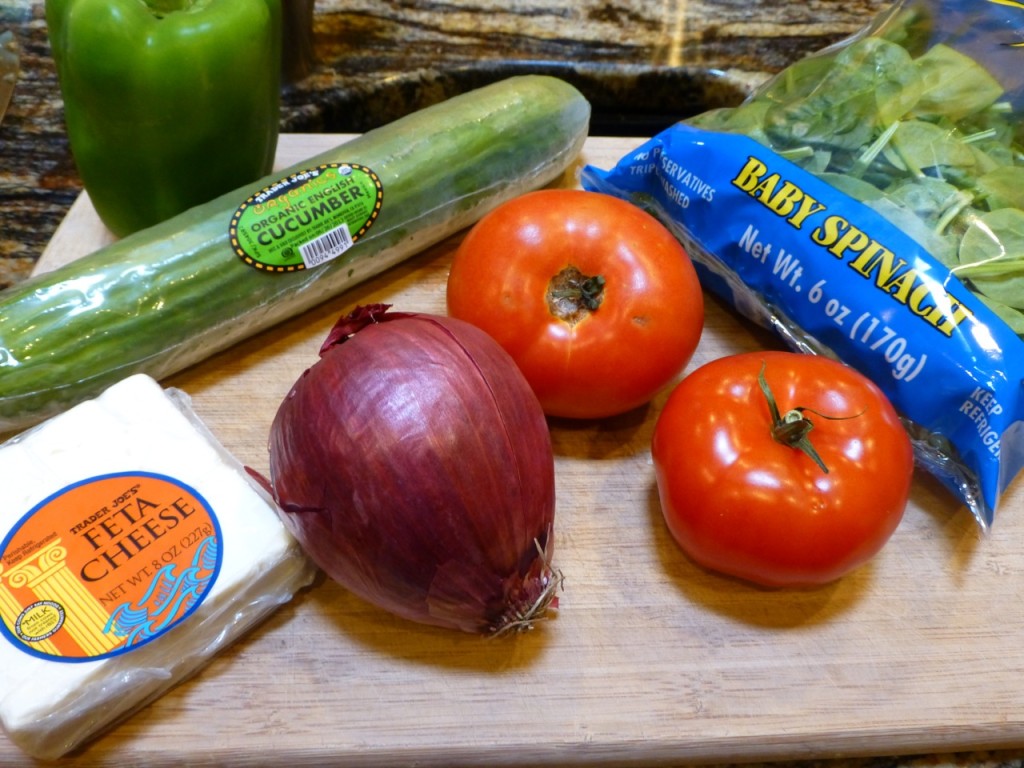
[772,406,829,474]
[757,360,865,475]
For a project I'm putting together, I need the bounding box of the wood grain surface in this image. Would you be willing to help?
[3,135,1022,767]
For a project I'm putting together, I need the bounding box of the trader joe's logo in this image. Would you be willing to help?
[229,163,383,273]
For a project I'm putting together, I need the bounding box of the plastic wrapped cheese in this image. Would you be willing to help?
[0,374,315,759]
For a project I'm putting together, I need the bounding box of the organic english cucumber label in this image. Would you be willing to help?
[230,163,383,272]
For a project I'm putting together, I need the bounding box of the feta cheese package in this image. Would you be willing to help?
[583,0,1024,529]
[0,374,315,759]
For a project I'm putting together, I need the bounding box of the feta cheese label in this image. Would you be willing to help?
[0,471,223,661]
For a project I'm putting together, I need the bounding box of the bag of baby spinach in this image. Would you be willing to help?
[583,0,1024,529]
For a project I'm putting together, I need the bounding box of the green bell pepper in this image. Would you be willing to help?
[46,0,282,237]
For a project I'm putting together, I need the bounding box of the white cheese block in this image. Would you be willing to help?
[0,374,314,759]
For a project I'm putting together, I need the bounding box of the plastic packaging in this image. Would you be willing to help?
[0,76,590,434]
[0,374,315,759]
[583,0,1024,529]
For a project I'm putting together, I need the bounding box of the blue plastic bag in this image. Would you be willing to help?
[582,0,1024,529]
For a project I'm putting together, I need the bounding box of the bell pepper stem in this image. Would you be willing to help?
[144,0,195,14]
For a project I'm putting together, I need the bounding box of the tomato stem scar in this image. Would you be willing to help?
[546,265,606,324]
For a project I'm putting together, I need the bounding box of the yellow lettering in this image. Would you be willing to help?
[899,279,974,337]
[848,242,907,290]
[757,180,825,226]
[811,215,843,247]
[847,240,894,275]
[731,156,768,192]
[907,283,948,328]
[733,157,827,229]
[827,221,872,259]
[764,180,801,216]
[770,182,806,217]
[813,216,877,258]
[751,174,779,201]
[879,268,917,304]
[935,296,976,337]
[790,195,827,228]
[811,205,977,340]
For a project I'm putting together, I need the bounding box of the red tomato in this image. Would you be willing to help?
[651,350,914,587]
[446,189,704,419]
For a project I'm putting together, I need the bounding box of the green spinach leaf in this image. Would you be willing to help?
[912,44,1004,121]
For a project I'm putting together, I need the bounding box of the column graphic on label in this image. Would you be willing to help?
[2,539,121,655]
[0,563,60,656]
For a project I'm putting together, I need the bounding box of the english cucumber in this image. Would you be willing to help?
[0,75,591,431]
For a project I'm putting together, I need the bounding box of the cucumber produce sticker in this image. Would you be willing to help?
[230,163,383,272]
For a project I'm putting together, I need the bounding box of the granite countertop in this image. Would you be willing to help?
[1,1,1023,767]
[0,0,889,290]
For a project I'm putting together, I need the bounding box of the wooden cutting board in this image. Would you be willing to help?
[2,134,1022,767]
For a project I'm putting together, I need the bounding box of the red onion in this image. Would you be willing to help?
[267,304,559,635]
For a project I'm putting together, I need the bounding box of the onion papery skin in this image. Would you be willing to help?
[268,305,558,635]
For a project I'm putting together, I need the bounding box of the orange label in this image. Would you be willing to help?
[0,472,222,661]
